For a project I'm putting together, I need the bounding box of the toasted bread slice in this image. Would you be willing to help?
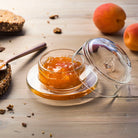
[0,10,25,32]
[0,64,11,95]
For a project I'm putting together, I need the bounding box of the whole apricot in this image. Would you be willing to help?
[93,3,126,34]
[123,23,138,51]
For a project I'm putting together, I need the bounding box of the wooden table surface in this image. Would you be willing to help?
[0,0,138,137]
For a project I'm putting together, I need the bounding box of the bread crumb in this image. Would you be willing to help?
[0,109,6,114]
[7,104,14,110]
[27,115,31,118]
[49,15,59,19]
[0,47,5,52]
[42,131,45,134]
[50,133,52,137]
[47,20,50,24]
[53,27,62,34]
[22,122,27,127]
[42,33,46,38]
[11,116,14,119]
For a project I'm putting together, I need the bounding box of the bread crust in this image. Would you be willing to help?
[0,64,11,95]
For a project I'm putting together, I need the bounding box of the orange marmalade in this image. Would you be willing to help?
[38,56,84,91]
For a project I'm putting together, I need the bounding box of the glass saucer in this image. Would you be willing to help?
[26,64,97,102]
[30,92,95,106]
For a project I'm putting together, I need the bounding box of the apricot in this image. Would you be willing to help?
[93,3,126,34]
[123,23,138,51]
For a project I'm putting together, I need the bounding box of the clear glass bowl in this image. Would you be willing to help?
[38,49,86,94]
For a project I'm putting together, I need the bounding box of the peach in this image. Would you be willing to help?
[93,3,126,34]
[123,23,138,51]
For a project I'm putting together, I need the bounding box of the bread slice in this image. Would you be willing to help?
[0,64,11,95]
[0,10,25,32]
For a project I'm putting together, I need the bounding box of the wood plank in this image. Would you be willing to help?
[0,98,138,138]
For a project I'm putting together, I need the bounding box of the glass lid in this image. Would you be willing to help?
[81,38,131,84]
